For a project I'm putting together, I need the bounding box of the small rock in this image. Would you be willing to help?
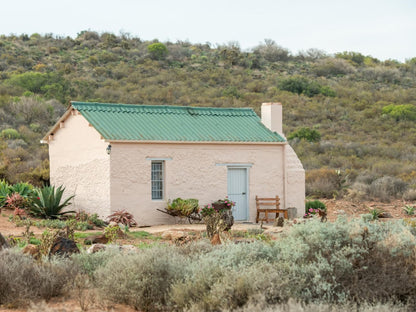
[379,212,393,218]
[22,244,40,259]
[211,233,221,245]
[161,230,187,241]
[49,237,80,257]
[87,244,107,254]
[0,232,9,251]
[335,210,346,214]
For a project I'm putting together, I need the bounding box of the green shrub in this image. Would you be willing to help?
[89,213,106,227]
[95,247,186,311]
[305,200,326,211]
[305,200,327,217]
[278,76,334,97]
[72,248,120,278]
[29,185,75,219]
[382,104,416,121]
[147,42,168,60]
[0,128,20,139]
[288,127,321,142]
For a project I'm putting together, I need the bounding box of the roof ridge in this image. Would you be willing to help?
[71,101,255,112]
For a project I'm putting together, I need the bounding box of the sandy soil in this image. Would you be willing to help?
[1,199,414,237]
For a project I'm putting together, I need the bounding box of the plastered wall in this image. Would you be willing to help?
[48,113,111,218]
[110,143,287,225]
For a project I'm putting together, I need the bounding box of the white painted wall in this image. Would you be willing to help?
[48,113,111,218]
[110,143,288,225]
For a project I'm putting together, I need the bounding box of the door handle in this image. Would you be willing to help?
[242,192,246,195]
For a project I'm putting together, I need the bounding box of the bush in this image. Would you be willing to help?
[306,168,343,198]
[95,247,186,311]
[0,249,77,306]
[270,218,416,304]
[288,127,321,142]
[313,57,356,77]
[0,128,20,139]
[369,176,407,201]
[30,185,75,219]
[382,104,416,121]
[147,42,168,60]
[305,200,326,211]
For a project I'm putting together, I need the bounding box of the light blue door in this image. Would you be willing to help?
[228,168,248,221]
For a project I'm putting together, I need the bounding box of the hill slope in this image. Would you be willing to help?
[0,32,415,200]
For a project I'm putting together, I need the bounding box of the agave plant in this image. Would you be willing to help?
[30,185,75,219]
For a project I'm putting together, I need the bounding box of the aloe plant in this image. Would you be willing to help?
[10,182,34,199]
[0,179,11,207]
[30,185,75,219]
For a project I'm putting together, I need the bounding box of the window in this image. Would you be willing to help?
[151,161,164,200]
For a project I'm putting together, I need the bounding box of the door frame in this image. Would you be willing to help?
[226,165,250,221]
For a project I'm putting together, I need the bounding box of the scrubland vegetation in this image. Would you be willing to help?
[0,32,415,200]
[2,218,416,311]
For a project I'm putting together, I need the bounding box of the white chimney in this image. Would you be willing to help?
[261,102,283,135]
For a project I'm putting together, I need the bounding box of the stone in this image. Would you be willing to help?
[211,233,221,245]
[87,244,107,254]
[84,234,109,245]
[161,230,187,241]
[379,212,393,218]
[49,237,80,257]
[22,244,40,259]
[0,232,9,251]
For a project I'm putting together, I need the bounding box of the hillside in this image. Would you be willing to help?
[0,32,415,201]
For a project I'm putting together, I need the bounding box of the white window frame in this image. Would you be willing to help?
[151,160,165,200]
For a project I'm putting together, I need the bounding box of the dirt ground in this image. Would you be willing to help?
[321,198,413,221]
[0,199,413,237]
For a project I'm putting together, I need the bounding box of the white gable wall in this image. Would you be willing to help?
[48,113,111,218]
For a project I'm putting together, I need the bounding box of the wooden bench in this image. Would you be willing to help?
[255,195,288,223]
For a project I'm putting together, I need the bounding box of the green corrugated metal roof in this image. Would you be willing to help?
[71,101,285,143]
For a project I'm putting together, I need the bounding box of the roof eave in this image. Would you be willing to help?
[40,105,75,144]
[105,139,287,145]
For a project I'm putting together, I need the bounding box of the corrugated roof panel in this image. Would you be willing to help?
[71,102,285,143]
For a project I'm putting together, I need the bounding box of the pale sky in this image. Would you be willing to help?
[1,0,415,61]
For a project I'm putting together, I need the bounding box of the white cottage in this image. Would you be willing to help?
[41,101,305,225]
